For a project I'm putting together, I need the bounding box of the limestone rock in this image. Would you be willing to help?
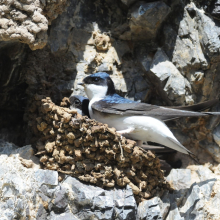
[166,169,191,190]
[128,1,171,40]
[0,140,139,220]
[172,8,208,74]
[164,166,218,219]
[137,197,163,220]
[150,49,187,105]
[212,0,220,17]
[192,3,220,59]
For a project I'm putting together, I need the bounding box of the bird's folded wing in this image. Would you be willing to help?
[92,99,220,121]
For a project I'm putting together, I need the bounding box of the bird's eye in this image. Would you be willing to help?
[74,100,80,104]
[92,77,99,82]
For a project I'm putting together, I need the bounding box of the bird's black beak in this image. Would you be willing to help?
[78,82,85,86]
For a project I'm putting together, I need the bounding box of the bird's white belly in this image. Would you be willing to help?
[91,110,175,142]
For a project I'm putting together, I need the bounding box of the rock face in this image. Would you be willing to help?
[1,0,220,219]
[0,140,138,220]
[1,140,220,219]
[128,1,171,40]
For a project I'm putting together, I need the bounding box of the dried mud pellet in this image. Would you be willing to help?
[67,139,74,144]
[124,144,133,153]
[113,167,121,178]
[53,120,59,128]
[63,112,72,123]
[65,145,74,154]
[83,162,95,172]
[42,103,53,112]
[139,191,151,199]
[45,162,59,170]
[48,158,54,163]
[107,127,116,135]
[54,114,59,121]
[74,149,82,159]
[117,177,130,187]
[40,155,48,163]
[66,132,75,140]
[74,138,83,147]
[45,141,55,153]
[37,122,48,131]
[71,164,75,170]
[62,164,71,171]
[139,181,147,190]
[129,182,140,195]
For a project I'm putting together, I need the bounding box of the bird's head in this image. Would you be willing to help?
[69,95,85,110]
[79,72,116,100]
[69,95,90,117]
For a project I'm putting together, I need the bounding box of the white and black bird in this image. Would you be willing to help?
[69,95,90,117]
[78,72,220,155]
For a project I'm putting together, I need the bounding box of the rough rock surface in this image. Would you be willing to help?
[0,140,139,220]
[2,139,220,219]
[128,1,171,41]
[1,0,220,219]
[0,0,67,50]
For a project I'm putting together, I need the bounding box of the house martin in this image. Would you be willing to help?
[79,72,220,155]
[69,95,90,117]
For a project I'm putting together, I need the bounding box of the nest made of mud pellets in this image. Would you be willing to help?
[28,95,170,203]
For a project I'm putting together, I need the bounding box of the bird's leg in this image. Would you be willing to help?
[136,140,150,153]
[136,140,143,146]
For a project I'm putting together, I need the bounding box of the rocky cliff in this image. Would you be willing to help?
[1,0,220,219]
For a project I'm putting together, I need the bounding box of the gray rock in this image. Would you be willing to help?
[36,204,48,220]
[159,191,171,219]
[34,169,58,187]
[0,139,17,155]
[150,49,186,105]
[137,197,162,220]
[166,169,191,190]
[63,176,137,220]
[0,141,140,219]
[212,0,220,16]
[49,212,79,220]
[53,186,68,211]
[179,183,201,217]
[213,124,220,146]
[164,166,217,220]
[129,1,171,40]
[166,203,184,220]
[172,8,208,74]
[192,3,220,58]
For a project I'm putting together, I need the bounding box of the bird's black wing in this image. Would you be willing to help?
[92,99,220,121]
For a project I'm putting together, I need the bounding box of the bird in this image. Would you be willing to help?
[69,95,90,117]
[78,72,220,155]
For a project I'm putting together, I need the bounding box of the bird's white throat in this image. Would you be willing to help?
[84,84,108,100]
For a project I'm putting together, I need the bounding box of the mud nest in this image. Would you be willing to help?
[27,95,170,203]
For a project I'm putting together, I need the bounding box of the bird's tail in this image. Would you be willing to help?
[172,99,219,112]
